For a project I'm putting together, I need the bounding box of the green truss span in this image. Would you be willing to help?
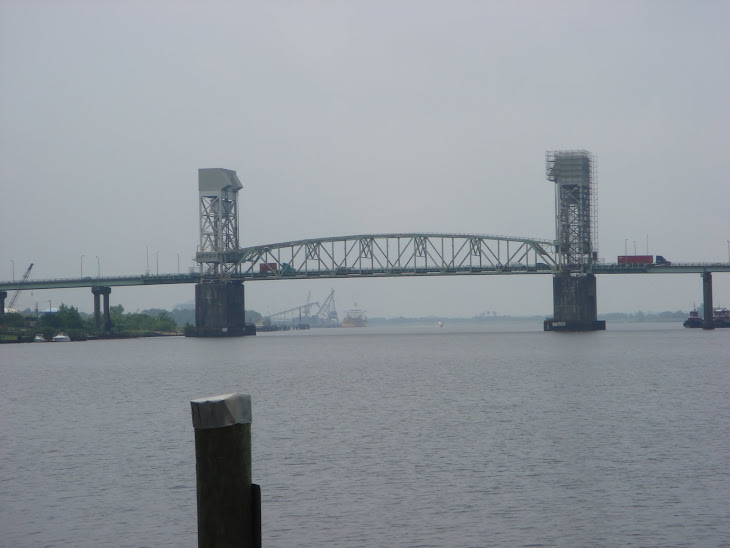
[2,233,729,292]
[196,233,559,278]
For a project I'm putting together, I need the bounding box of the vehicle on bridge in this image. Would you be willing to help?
[617,255,671,266]
[258,262,295,275]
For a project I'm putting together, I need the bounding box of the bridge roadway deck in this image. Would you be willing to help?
[589,263,730,274]
[1,263,729,292]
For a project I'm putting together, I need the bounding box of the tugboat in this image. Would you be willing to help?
[683,307,730,328]
[683,309,703,328]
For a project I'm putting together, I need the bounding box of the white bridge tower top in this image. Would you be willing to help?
[198,168,243,276]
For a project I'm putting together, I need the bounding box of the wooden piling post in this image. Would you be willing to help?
[190,393,261,548]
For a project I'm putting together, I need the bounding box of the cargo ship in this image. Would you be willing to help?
[341,306,367,328]
[684,307,730,328]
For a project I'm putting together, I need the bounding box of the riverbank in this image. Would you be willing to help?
[0,330,183,343]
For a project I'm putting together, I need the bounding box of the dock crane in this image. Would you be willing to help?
[311,289,338,326]
[6,263,33,311]
[265,301,320,324]
[262,290,339,328]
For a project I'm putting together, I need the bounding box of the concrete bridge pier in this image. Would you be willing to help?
[187,280,256,337]
[544,273,606,331]
[702,272,715,330]
[92,286,112,331]
[0,291,6,318]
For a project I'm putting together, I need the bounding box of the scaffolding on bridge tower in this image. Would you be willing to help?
[545,150,605,331]
[197,168,243,277]
[546,150,597,270]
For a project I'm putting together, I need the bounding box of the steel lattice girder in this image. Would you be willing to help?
[199,195,240,276]
[556,184,592,267]
[547,150,596,271]
[194,233,559,279]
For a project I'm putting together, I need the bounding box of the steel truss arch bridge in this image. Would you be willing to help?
[196,233,559,280]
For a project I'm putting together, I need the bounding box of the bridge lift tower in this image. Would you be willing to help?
[190,168,254,337]
[544,150,605,331]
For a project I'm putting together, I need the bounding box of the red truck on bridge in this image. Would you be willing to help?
[259,262,295,274]
[617,255,671,265]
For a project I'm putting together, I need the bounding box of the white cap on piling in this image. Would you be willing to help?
[190,393,252,429]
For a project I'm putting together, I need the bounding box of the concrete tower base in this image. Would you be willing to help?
[544,273,606,331]
[186,280,256,337]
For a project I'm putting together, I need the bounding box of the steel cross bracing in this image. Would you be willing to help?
[199,194,239,276]
[556,183,592,268]
[195,233,559,279]
[546,150,596,271]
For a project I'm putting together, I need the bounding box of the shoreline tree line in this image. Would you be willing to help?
[0,304,263,343]
[2,302,690,343]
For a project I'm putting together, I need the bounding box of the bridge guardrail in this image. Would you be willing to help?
[0,272,200,290]
[2,262,727,292]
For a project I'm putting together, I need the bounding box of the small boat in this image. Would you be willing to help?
[683,309,703,328]
[438,321,444,327]
[34,334,47,342]
[52,332,71,342]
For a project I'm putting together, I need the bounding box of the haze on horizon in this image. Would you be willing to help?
[1,1,728,319]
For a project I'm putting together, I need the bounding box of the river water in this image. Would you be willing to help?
[1,322,728,547]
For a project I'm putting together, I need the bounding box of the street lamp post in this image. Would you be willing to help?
[624,239,628,256]
[81,255,86,277]
[96,256,100,278]
[633,241,637,255]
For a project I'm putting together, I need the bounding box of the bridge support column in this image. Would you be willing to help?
[93,289,101,329]
[544,273,606,331]
[92,286,112,331]
[187,280,256,337]
[0,291,6,318]
[702,272,714,330]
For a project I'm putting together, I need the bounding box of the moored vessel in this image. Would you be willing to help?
[34,334,47,342]
[714,307,730,328]
[341,306,367,327]
[52,332,71,342]
[683,307,730,328]
[683,309,703,328]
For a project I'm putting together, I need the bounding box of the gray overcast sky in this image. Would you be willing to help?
[1,0,728,318]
